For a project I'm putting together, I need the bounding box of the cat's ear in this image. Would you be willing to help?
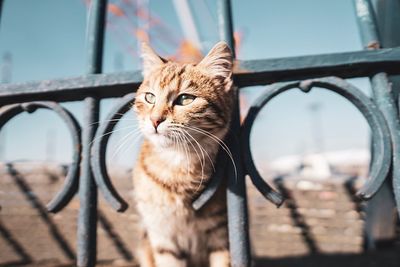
[141,42,165,77]
[198,41,233,85]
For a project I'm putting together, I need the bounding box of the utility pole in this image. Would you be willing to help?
[45,129,57,162]
[308,103,324,153]
[114,52,124,72]
[0,52,12,161]
[0,52,12,84]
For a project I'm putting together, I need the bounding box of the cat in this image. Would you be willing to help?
[132,41,234,267]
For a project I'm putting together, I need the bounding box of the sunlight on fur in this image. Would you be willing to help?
[131,41,234,267]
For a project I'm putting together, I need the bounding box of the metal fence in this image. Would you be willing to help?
[0,0,399,266]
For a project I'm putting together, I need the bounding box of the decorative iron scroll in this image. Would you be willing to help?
[0,101,81,212]
[90,93,135,212]
[241,77,392,201]
[192,148,227,210]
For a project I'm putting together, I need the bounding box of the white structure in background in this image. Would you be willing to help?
[299,154,331,179]
[269,149,370,178]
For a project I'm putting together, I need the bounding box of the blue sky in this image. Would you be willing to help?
[0,0,370,166]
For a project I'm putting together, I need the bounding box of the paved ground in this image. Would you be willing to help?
[255,249,400,267]
[10,247,400,267]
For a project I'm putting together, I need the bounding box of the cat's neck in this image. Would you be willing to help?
[139,139,219,197]
[152,141,218,165]
[143,139,219,171]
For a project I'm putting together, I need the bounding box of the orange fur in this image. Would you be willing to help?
[133,42,234,267]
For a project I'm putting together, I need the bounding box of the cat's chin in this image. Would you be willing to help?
[145,133,174,148]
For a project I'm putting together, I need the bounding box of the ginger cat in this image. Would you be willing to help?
[133,41,234,267]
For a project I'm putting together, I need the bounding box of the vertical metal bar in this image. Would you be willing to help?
[371,0,400,120]
[86,0,107,74]
[77,0,107,266]
[354,0,380,49]
[217,0,236,57]
[354,0,400,219]
[0,0,4,24]
[218,0,251,266]
[78,97,100,267]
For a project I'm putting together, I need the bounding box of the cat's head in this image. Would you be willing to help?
[134,42,234,147]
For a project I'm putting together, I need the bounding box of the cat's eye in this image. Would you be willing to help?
[144,92,156,104]
[175,94,196,106]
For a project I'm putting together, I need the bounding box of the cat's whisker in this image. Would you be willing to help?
[176,128,205,170]
[187,125,233,159]
[170,130,187,181]
[180,128,206,165]
[177,129,206,193]
[110,129,142,160]
[89,125,138,145]
[89,117,139,127]
[111,131,141,159]
[170,127,219,174]
[114,112,138,118]
[173,127,216,194]
[113,133,143,160]
[183,125,236,174]
[89,125,140,146]
[176,130,191,181]
[172,124,237,182]
[171,129,189,179]
[176,127,215,172]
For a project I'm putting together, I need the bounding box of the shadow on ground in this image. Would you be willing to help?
[255,247,400,267]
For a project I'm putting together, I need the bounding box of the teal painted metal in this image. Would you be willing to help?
[242,77,392,201]
[354,0,400,218]
[77,0,107,266]
[218,0,252,266]
[0,1,3,26]
[234,47,400,86]
[0,102,81,212]
[217,0,236,57]
[0,1,399,266]
[354,0,381,49]
[91,93,135,212]
[1,47,400,103]
[372,0,400,104]
[78,96,100,267]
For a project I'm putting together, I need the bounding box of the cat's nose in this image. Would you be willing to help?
[150,116,165,130]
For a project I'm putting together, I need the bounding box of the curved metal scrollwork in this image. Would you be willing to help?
[90,93,135,212]
[0,101,82,212]
[192,148,227,210]
[242,77,392,201]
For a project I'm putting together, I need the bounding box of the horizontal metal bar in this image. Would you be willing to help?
[0,71,143,104]
[235,47,400,86]
[0,47,400,104]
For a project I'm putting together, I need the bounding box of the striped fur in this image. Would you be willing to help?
[132,42,234,267]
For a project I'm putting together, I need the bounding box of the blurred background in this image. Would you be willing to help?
[0,0,399,266]
[0,0,371,165]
